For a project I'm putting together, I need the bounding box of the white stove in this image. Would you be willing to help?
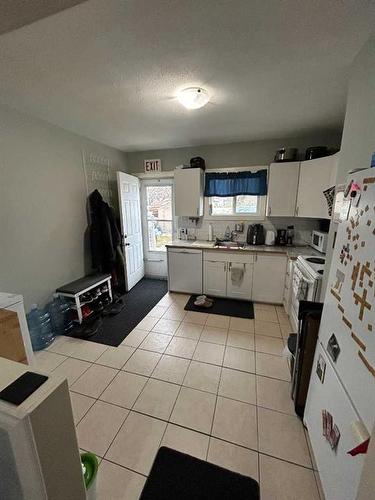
[289,255,326,332]
[297,255,326,280]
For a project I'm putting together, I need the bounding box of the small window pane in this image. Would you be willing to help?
[146,186,172,220]
[147,220,172,251]
[210,196,234,215]
[236,195,258,214]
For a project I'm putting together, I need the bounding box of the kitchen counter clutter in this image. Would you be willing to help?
[167,241,322,304]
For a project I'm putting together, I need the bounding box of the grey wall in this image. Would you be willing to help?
[322,33,375,295]
[0,105,127,310]
[126,131,342,173]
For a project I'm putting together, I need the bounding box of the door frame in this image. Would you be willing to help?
[140,177,176,278]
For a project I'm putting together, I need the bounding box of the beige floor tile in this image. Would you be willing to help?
[69,340,108,362]
[229,317,254,332]
[260,454,319,500]
[151,354,190,384]
[184,311,209,325]
[206,314,231,329]
[33,350,67,372]
[280,323,294,338]
[219,368,256,404]
[95,345,135,369]
[52,357,92,386]
[162,305,187,321]
[256,376,294,415]
[175,322,203,340]
[169,292,190,305]
[165,337,198,359]
[254,303,277,312]
[193,341,225,365]
[226,330,255,350]
[76,400,129,457]
[152,318,180,335]
[100,371,148,408]
[183,361,221,394]
[208,438,259,479]
[69,392,95,425]
[47,336,82,356]
[71,364,118,398]
[200,326,228,345]
[258,407,311,467]
[123,349,161,376]
[170,387,216,434]
[276,309,292,326]
[147,305,169,319]
[161,424,209,460]
[255,320,282,338]
[106,412,167,475]
[255,335,284,356]
[97,460,146,500]
[136,316,159,331]
[212,396,257,449]
[157,294,176,307]
[120,328,149,348]
[256,352,290,381]
[134,378,180,420]
[223,346,255,373]
[255,308,279,323]
[139,332,172,353]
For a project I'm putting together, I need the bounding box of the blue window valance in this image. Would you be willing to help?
[204,169,267,197]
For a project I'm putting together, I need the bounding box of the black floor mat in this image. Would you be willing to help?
[140,447,259,500]
[184,295,254,319]
[73,278,167,346]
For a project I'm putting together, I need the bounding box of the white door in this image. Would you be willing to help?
[296,154,338,218]
[252,254,287,303]
[203,260,227,297]
[117,172,144,291]
[226,261,253,300]
[266,162,300,216]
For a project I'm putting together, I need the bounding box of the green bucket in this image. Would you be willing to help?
[81,452,98,497]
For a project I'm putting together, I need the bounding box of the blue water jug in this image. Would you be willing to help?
[27,304,55,351]
[48,294,74,336]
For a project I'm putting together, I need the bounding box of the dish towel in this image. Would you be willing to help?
[231,265,245,285]
[297,280,309,300]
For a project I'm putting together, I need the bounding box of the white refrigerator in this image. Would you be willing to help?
[304,168,375,500]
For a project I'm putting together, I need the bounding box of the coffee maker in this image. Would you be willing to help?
[276,229,287,246]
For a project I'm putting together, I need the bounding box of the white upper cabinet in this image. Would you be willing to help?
[174,167,204,217]
[266,161,300,217]
[296,153,339,218]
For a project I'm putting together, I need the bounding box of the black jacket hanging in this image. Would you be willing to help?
[88,189,120,272]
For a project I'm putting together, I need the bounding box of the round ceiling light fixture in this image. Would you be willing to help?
[177,87,209,110]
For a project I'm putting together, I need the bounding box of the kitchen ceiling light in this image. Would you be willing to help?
[177,87,209,109]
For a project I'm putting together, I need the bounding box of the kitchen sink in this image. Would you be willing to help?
[215,241,246,249]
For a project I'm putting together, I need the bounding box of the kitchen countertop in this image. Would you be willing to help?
[166,240,323,259]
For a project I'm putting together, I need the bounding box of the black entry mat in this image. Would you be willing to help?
[184,295,254,319]
[72,278,167,347]
[140,447,259,500]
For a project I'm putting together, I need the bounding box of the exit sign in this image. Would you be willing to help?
[144,159,162,173]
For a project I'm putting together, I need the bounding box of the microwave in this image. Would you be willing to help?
[311,230,328,253]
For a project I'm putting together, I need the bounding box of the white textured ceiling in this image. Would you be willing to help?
[0,0,374,151]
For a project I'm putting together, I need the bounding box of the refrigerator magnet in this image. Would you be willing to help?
[316,354,326,383]
[327,334,341,362]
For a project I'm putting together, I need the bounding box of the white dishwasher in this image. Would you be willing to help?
[167,248,203,294]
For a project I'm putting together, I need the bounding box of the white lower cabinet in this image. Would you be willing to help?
[203,252,254,300]
[252,254,287,304]
[226,262,253,300]
[203,260,227,297]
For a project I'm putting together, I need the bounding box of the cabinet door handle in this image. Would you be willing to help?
[228,262,232,271]
[295,206,299,216]
[268,206,271,216]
